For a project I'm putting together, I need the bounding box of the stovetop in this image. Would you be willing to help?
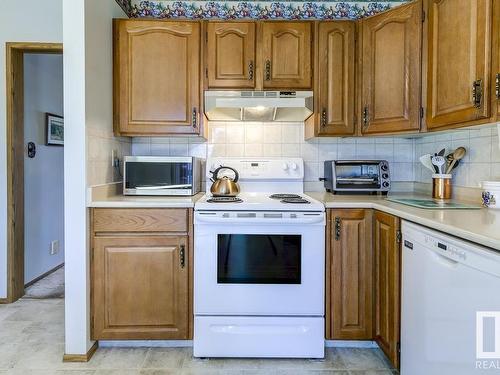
[195,192,325,212]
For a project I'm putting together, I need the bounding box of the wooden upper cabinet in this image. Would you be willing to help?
[426,0,493,129]
[493,0,500,120]
[92,235,189,340]
[207,22,256,89]
[261,22,312,89]
[374,211,401,369]
[327,209,373,340]
[316,21,356,136]
[360,1,422,135]
[114,20,201,136]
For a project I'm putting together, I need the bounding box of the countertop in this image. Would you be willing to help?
[88,193,204,208]
[88,191,500,252]
[307,192,500,252]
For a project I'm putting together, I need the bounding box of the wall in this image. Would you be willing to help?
[24,54,64,284]
[64,0,127,356]
[414,124,500,188]
[132,122,415,191]
[0,0,63,299]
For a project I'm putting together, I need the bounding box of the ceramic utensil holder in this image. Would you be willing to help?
[432,174,452,200]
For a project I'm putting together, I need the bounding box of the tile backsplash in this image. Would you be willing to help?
[414,124,500,188]
[132,121,415,191]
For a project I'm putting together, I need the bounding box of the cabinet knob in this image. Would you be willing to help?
[180,244,186,269]
[192,108,197,128]
[472,79,483,109]
[362,106,369,127]
[265,60,271,81]
[334,217,341,241]
[321,109,327,127]
[248,60,254,81]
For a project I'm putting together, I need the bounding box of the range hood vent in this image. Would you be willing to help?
[204,91,313,122]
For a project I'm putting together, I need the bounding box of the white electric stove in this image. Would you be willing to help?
[193,158,325,359]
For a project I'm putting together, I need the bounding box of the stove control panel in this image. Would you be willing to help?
[208,158,304,180]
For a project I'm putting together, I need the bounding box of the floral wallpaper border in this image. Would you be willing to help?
[116,0,409,20]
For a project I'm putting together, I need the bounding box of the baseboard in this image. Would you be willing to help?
[63,341,98,362]
[325,340,379,348]
[24,263,64,288]
[99,340,193,348]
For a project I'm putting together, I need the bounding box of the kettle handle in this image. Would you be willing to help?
[211,166,239,183]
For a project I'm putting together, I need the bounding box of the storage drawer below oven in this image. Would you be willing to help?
[194,316,324,358]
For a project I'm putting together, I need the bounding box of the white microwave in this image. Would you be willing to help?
[123,156,202,196]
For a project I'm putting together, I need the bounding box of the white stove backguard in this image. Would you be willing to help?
[205,157,305,194]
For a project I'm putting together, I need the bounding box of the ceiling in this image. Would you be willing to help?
[116,0,409,20]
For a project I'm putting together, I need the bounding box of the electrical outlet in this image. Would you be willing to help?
[111,149,119,167]
[50,240,60,255]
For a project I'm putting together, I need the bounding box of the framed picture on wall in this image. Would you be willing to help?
[46,113,64,146]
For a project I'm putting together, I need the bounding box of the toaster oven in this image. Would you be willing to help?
[124,156,202,196]
[322,160,391,194]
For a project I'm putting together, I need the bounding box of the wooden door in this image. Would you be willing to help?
[360,1,422,135]
[426,0,493,129]
[317,21,356,136]
[114,20,201,136]
[92,235,189,339]
[261,22,312,89]
[374,211,401,369]
[207,22,256,89]
[327,209,373,340]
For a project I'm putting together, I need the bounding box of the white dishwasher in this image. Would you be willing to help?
[401,221,500,375]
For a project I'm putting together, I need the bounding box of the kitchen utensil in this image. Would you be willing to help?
[445,147,466,174]
[431,156,446,174]
[445,153,461,169]
[437,148,446,157]
[419,154,435,172]
[210,165,240,197]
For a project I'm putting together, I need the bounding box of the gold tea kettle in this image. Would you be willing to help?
[210,166,240,197]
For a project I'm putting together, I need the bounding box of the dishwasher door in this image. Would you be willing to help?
[401,221,500,375]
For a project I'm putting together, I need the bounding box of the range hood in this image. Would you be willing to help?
[204,91,313,122]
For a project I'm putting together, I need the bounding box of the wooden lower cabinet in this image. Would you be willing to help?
[326,209,373,340]
[374,211,401,369]
[91,209,192,340]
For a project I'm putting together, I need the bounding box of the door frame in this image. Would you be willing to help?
[4,42,63,303]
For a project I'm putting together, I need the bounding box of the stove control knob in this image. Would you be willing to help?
[290,162,298,171]
[381,164,388,171]
[282,163,289,170]
[383,181,390,188]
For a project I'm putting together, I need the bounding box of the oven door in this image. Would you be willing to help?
[194,211,325,316]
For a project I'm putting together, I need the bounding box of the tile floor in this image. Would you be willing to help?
[0,297,396,374]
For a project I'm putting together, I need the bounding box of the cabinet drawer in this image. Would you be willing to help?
[93,208,188,233]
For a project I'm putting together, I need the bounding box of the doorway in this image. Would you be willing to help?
[5,43,63,303]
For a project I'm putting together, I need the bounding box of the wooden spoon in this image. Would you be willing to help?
[445,147,466,174]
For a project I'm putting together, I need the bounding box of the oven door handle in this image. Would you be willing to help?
[195,214,325,225]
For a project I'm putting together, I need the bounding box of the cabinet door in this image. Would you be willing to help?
[261,22,312,89]
[493,0,500,120]
[92,236,189,339]
[374,211,401,369]
[114,20,200,136]
[207,22,256,89]
[426,0,492,129]
[327,209,373,340]
[317,21,356,136]
[360,1,422,135]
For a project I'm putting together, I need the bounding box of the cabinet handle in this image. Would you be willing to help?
[265,60,271,81]
[192,108,197,128]
[362,106,369,127]
[248,60,254,81]
[472,79,483,109]
[321,109,327,127]
[180,244,186,269]
[334,217,341,241]
[495,73,500,100]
